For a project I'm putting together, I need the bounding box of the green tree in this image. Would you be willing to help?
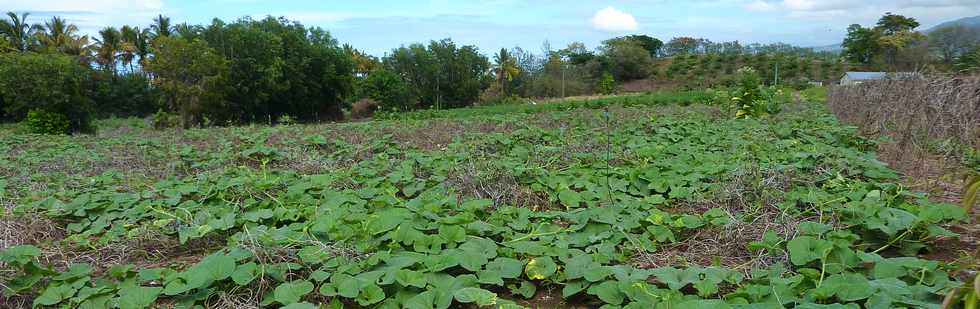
[144,36,229,128]
[664,37,700,56]
[876,12,920,35]
[842,24,880,65]
[384,39,489,109]
[174,22,202,39]
[355,69,412,112]
[874,14,923,68]
[600,39,654,81]
[605,35,663,57]
[559,42,595,65]
[34,16,91,60]
[120,26,151,69]
[199,16,353,122]
[492,48,520,96]
[344,44,380,76]
[0,12,39,51]
[0,52,94,132]
[955,45,980,73]
[150,15,173,39]
[95,26,122,73]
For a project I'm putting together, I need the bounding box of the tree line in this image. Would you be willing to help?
[843,13,980,72]
[1,12,979,133]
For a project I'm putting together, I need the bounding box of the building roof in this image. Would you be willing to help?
[842,72,922,81]
[843,72,887,80]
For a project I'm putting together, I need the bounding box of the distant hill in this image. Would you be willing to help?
[926,15,980,32]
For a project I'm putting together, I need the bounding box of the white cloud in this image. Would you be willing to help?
[745,0,776,11]
[590,7,638,32]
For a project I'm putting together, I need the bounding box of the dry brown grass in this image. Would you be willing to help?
[828,75,980,265]
[350,99,378,120]
[630,165,804,273]
[828,75,980,184]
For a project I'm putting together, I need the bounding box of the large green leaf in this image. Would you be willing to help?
[524,256,557,280]
[453,287,497,306]
[274,280,315,305]
[116,286,163,309]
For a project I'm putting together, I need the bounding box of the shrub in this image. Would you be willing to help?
[0,53,94,133]
[151,109,180,129]
[355,69,413,112]
[597,72,617,95]
[92,72,159,118]
[25,109,71,135]
[711,67,786,118]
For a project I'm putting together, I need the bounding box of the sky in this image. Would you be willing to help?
[2,0,979,56]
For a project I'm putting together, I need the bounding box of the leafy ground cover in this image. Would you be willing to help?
[0,96,973,308]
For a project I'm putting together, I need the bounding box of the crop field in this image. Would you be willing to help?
[0,96,973,308]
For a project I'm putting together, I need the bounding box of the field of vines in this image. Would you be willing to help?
[0,94,973,308]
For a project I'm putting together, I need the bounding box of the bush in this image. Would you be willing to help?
[25,109,71,134]
[151,109,180,129]
[354,69,413,112]
[92,72,159,118]
[597,72,617,95]
[0,53,94,133]
[711,67,786,118]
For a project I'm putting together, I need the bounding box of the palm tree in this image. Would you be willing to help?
[150,14,172,39]
[95,27,122,74]
[173,23,200,39]
[61,35,94,63]
[0,12,40,51]
[492,48,520,96]
[119,25,141,73]
[37,16,79,52]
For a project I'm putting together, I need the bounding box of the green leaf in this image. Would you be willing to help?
[0,245,41,265]
[78,294,112,309]
[438,225,467,243]
[524,256,557,280]
[53,263,93,281]
[787,236,832,266]
[676,299,733,309]
[454,287,497,306]
[509,280,536,299]
[558,189,582,208]
[395,269,428,288]
[404,290,437,309]
[587,280,624,305]
[562,280,589,297]
[281,302,318,309]
[583,266,612,282]
[274,280,315,305]
[116,286,162,309]
[332,274,360,298]
[814,273,873,302]
[34,284,77,306]
[356,283,386,306]
[231,262,258,286]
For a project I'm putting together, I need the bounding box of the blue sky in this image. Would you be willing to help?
[3,0,979,56]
